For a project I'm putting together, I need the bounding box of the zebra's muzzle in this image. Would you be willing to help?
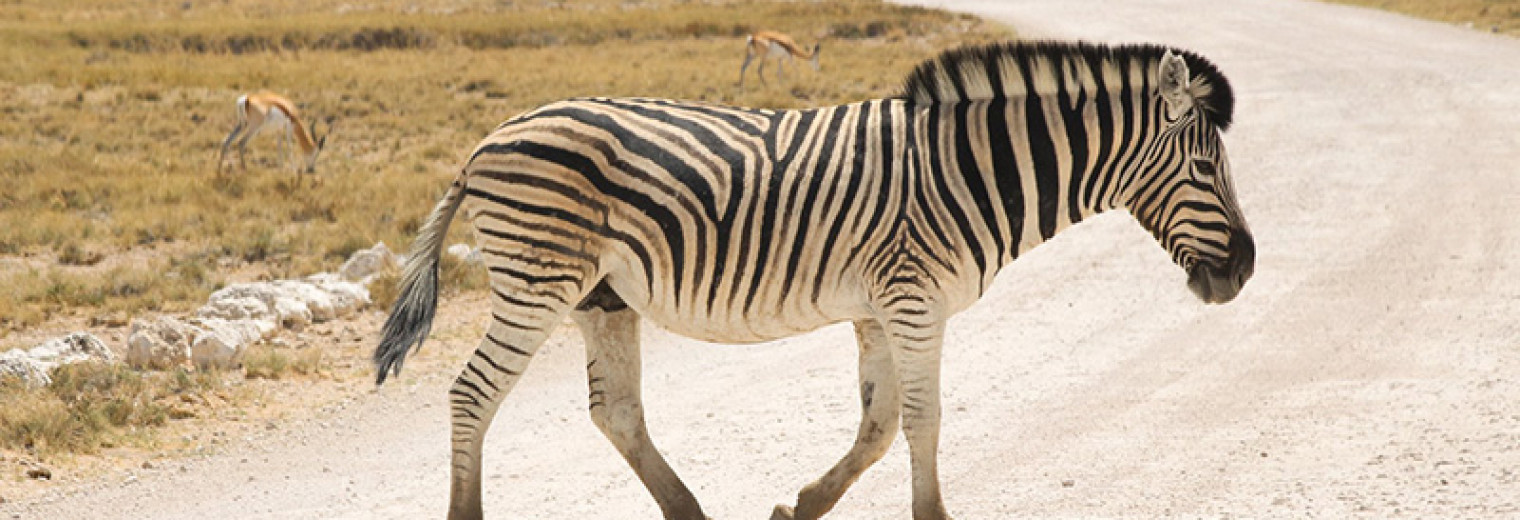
[1186,229,1255,304]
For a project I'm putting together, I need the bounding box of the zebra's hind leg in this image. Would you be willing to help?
[447,270,585,520]
[773,319,901,520]
[571,282,708,520]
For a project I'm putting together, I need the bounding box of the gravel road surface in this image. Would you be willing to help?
[7,0,1518,518]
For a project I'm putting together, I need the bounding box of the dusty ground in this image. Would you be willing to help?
[5,0,1520,517]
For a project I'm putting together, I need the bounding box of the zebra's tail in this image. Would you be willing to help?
[374,171,468,385]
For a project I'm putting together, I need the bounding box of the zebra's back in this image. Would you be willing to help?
[460,97,940,342]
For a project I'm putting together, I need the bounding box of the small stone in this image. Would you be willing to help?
[141,461,154,469]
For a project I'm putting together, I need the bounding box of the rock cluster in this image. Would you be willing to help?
[0,332,116,387]
[1,241,477,384]
[127,274,371,370]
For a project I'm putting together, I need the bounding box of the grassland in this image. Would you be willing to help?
[0,0,1008,466]
[1324,0,1520,36]
[0,0,1008,342]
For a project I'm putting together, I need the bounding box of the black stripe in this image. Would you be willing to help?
[811,101,876,302]
[451,379,487,402]
[465,363,500,393]
[485,333,532,359]
[487,264,579,287]
[476,226,595,263]
[471,169,607,214]
[1057,67,1091,227]
[476,140,667,293]
[492,288,553,311]
[640,98,767,135]
[951,101,1002,271]
[987,96,1023,257]
[1112,72,1157,204]
[474,346,521,376]
[838,102,900,273]
[1083,72,1118,212]
[779,106,851,305]
[1019,62,1060,241]
[742,108,819,314]
[480,244,575,268]
[491,312,540,332]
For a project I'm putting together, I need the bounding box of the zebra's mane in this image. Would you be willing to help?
[902,41,1234,131]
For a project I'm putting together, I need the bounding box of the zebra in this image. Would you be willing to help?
[375,40,1254,520]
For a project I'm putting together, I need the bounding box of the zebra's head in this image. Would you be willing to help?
[1132,50,1254,304]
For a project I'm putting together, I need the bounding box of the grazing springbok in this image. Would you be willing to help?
[738,30,821,86]
[217,91,328,176]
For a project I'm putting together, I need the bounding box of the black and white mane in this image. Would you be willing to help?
[901,40,1234,131]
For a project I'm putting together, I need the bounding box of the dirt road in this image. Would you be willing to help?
[7,0,1519,518]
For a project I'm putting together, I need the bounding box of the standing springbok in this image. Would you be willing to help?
[738,30,821,86]
[217,91,327,176]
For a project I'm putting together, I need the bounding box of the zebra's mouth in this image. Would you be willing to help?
[1186,229,1255,304]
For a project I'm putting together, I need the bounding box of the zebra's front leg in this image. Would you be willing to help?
[447,293,576,520]
[889,317,952,520]
[572,300,707,520]
[773,319,901,520]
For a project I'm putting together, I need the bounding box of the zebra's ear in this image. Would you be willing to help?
[1158,50,1195,121]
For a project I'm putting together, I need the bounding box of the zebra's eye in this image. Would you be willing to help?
[1192,159,1217,179]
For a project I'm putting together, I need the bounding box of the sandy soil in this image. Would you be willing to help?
[6,0,1519,517]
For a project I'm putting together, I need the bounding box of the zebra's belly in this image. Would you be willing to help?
[634,305,858,344]
[603,272,872,344]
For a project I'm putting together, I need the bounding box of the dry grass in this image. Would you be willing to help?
[0,0,1008,348]
[243,345,326,380]
[1324,0,1520,36]
[0,363,225,454]
[0,0,1009,463]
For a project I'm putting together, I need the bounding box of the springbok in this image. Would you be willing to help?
[738,30,821,86]
[217,91,327,176]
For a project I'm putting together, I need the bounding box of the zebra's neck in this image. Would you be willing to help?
[914,88,1159,282]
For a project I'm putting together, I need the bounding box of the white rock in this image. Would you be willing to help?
[189,318,269,370]
[126,317,196,370]
[0,353,49,387]
[339,242,398,282]
[446,243,482,263]
[198,283,278,321]
[280,280,337,322]
[273,296,312,330]
[309,275,370,317]
[0,332,114,387]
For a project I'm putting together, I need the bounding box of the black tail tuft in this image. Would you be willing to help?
[374,260,440,385]
[373,173,466,385]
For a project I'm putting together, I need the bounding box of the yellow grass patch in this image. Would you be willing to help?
[1323,0,1520,36]
[0,0,1010,348]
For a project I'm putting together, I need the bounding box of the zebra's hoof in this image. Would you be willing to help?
[770,504,796,520]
